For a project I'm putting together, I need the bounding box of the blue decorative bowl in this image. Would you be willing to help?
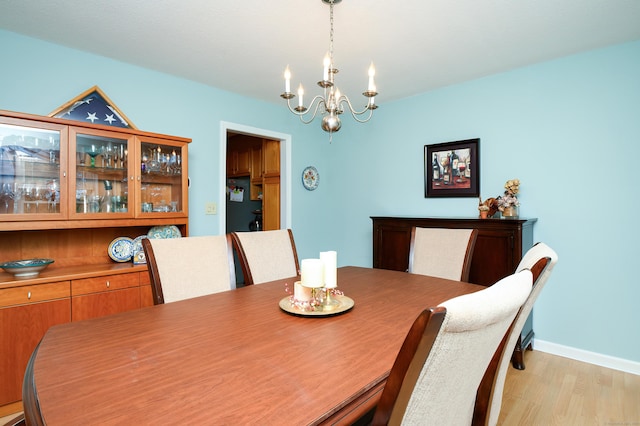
[0,258,54,278]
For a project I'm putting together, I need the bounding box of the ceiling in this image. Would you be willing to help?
[2,0,640,106]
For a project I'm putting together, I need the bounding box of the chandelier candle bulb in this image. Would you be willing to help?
[284,66,291,93]
[323,54,330,81]
[320,251,337,288]
[368,63,376,91]
[298,84,304,108]
[301,259,324,288]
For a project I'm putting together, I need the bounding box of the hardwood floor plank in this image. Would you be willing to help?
[498,350,640,426]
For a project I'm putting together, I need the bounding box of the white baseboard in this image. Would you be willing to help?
[534,339,640,375]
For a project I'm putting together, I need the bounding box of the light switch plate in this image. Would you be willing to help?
[205,202,217,215]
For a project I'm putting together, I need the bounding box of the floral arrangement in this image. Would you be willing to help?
[497,178,520,212]
[284,282,343,312]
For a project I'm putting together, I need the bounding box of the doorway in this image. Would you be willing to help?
[218,122,292,230]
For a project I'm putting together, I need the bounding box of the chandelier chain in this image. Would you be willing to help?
[329,1,334,63]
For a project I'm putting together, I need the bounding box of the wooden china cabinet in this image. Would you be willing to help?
[371,216,537,369]
[0,109,190,408]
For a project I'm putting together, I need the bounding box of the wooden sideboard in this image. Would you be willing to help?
[371,216,537,369]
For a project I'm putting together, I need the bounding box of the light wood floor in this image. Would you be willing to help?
[498,350,640,425]
[1,351,638,425]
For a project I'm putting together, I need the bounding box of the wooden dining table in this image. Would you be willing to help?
[23,266,485,425]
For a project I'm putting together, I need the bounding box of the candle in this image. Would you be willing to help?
[284,66,291,93]
[294,281,312,302]
[368,62,376,91]
[297,84,304,108]
[323,54,330,81]
[301,258,324,288]
[320,251,337,288]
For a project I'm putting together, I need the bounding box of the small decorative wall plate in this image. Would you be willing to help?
[108,237,134,262]
[302,166,319,191]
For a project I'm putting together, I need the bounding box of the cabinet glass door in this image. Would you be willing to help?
[139,140,185,215]
[0,120,66,219]
[70,128,133,217]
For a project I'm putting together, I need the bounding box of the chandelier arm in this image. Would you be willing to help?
[338,96,375,123]
[286,96,326,124]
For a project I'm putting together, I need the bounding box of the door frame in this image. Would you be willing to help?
[219,121,292,232]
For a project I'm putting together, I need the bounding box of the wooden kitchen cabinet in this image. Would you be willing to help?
[249,145,263,201]
[262,139,280,177]
[226,143,251,177]
[0,282,71,406]
[371,216,537,369]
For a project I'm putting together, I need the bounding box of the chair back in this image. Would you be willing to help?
[373,269,533,426]
[142,235,236,304]
[231,229,300,285]
[408,227,478,281]
[475,242,558,426]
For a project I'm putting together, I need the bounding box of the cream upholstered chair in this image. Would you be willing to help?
[408,227,478,282]
[371,269,533,426]
[231,229,299,285]
[142,235,236,304]
[473,242,559,426]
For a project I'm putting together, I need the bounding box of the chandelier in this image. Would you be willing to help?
[280,0,378,134]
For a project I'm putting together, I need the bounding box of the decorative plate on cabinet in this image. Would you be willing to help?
[132,235,148,265]
[0,258,54,278]
[302,166,319,191]
[108,237,134,262]
[147,225,182,239]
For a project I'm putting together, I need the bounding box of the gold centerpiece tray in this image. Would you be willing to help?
[279,295,354,317]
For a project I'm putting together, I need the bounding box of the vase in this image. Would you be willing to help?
[502,205,518,218]
[479,210,488,219]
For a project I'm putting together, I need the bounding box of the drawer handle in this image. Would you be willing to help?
[106,281,110,288]
[27,291,32,300]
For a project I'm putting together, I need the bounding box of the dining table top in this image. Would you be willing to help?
[23,266,485,425]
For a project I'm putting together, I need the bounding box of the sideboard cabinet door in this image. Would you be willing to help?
[71,273,141,321]
[0,282,71,406]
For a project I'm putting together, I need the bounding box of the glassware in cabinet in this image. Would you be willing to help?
[0,119,67,220]
[69,127,134,217]
[137,138,187,216]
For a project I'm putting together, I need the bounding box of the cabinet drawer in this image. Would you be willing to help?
[72,286,141,322]
[139,270,151,286]
[0,281,71,308]
[72,273,140,296]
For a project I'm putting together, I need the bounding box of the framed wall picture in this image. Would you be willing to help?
[425,138,479,198]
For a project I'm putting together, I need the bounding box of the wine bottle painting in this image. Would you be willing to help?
[425,139,479,198]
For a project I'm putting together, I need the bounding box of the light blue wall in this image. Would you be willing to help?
[2,29,638,364]
[324,40,640,363]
